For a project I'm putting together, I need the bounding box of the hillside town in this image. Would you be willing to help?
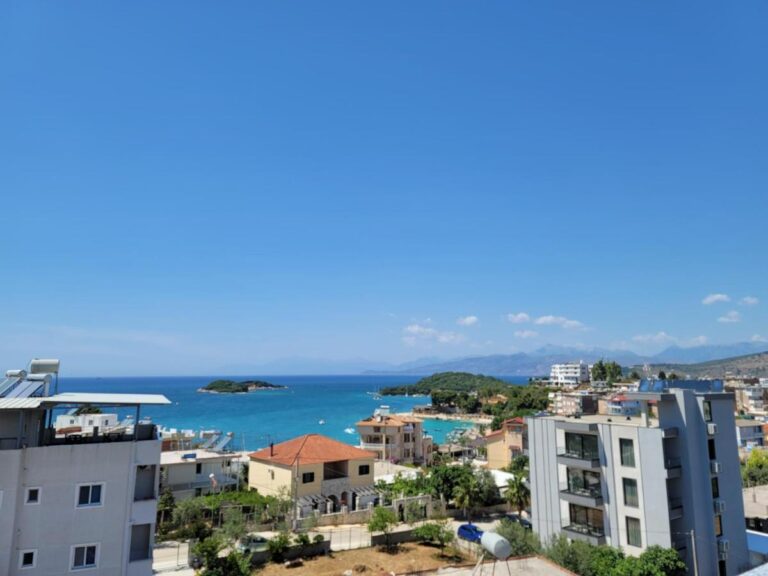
[6,358,768,575]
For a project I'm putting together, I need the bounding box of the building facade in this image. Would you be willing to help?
[249,434,378,518]
[736,420,765,449]
[356,406,433,465]
[549,392,599,417]
[528,380,749,576]
[0,360,169,576]
[483,417,526,470]
[160,449,241,501]
[550,361,591,387]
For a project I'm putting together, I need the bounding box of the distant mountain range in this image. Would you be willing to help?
[364,342,768,376]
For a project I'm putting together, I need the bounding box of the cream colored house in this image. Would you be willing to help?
[249,434,377,517]
[356,406,434,465]
[483,417,526,469]
[159,449,241,501]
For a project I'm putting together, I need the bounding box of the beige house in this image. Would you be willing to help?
[483,417,526,469]
[249,434,377,517]
[159,449,241,501]
[356,407,434,465]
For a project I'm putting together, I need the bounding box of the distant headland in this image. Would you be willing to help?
[197,379,288,394]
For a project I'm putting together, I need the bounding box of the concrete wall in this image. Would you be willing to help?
[0,438,160,576]
[249,460,293,497]
[527,417,561,546]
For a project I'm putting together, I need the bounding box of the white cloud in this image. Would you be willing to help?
[717,310,741,323]
[456,315,479,326]
[752,334,768,343]
[741,296,759,306]
[506,312,530,324]
[687,335,709,346]
[534,315,585,330]
[702,293,730,305]
[514,330,539,339]
[632,331,676,344]
[402,323,464,346]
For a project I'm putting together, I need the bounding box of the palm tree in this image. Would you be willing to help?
[504,474,530,516]
[453,476,480,522]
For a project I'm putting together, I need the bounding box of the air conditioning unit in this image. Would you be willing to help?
[710,460,721,474]
[718,539,730,553]
[708,423,718,435]
[714,499,727,514]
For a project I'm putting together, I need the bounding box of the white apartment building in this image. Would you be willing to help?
[55,412,119,434]
[550,361,590,387]
[528,380,749,576]
[160,449,242,501]
[0,359,169,576]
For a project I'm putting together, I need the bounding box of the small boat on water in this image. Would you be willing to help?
[318,419,326,425]
[344,427,355,434]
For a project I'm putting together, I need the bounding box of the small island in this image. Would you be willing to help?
[198,379,287,394]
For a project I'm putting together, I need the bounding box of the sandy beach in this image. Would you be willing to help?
[397,411,492,426]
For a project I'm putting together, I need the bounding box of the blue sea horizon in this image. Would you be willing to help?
[57,374,528,451]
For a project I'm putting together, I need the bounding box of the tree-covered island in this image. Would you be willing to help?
[198,379,287,394]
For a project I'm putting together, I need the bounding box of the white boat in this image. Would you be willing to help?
[344,427,355,434]
[318,419,326,425]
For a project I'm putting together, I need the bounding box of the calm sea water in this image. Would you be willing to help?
[57,375,527,450]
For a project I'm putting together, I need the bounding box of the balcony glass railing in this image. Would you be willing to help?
[561,484,602,499]
[558,449,600,461]
[563,522,605,537]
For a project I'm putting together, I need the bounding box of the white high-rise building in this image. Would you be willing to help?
[528,380,750,576]
[0,359,170,576]
[550,361,590,386]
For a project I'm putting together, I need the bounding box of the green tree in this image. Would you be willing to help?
[591,360,607,381]
[743,448,768,486]
[658,370,667,380]
[201,552,251,576]
[605,361,623,383]
[428,464,473,501]
[192,536,224,570]
[503,475,530,515]
[453,475,481,521]
[157,488,176,525]
[412,519,455,555]
[668,372,679,381]
[475,468,501,505]
[495,519,540,557]
[635,546,687,576]
[74,404,102,415]
[368,506,398,550]
[629,370,641,380]
[266,531,291,563]
[220,507,246,546]
[587,545,625,576]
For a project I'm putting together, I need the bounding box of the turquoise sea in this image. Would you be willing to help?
[57,375,527,451]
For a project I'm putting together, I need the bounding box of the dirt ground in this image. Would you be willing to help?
[254,543,468,576]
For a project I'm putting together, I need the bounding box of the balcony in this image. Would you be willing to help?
[557,450,601,469]
[664,457,682,479]
[662,427,679,439]
[562,523,606,546]
[559,485,603,508]
[669,497,683,520]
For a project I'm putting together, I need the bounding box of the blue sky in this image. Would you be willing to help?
[2,2,767,375]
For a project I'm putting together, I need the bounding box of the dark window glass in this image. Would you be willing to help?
[91,484,102,504]
[565,433,598,459]
[195,463,202,474]
[74,547,85,567]
[358,465,370,475]
[623,478,639,507]
[302,472,315,484]
[78,486,90,506]
[703,401,712,421]
[26,489,39,503]
[709,438,717,460]
[22,551,35,567]
[626,517,642,547]
[620,439,635,467]
[85,546,96,565]
[712,477,720,499]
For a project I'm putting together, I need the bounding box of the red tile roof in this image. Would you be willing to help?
[249,434,376,466]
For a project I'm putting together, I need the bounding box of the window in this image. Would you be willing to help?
[77,484,103,507]
[72,544,98,570]
[302,472,315,484]
[373,426,381,433]
[703,400,712,421]
[19,550,37,569]
[619,439,635,467]
[195,463,202,474]
[708,438,717,460]
[714,514,723,537]
[626,517,642,547]
[358,464,370,476]
[623,478,639,507]
[564,433,598,459]
[712,477,720,499]
[25,487,40,505]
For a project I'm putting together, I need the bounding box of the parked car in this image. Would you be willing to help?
[505,513,532,530]
[457,523,484,543]
[236,533,269,553]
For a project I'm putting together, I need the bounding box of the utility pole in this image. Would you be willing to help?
[690,529,699,576]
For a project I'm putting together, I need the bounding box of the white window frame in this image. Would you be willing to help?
[19,549,37,569]
[25,487,41,505]
[70,543,100,571]
[75,483,105,509]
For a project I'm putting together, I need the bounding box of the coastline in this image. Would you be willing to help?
[397,411,492,426]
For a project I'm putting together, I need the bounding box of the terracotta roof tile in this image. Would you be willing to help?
[249,434,375,466]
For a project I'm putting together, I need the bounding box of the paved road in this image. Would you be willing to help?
[152,541,192,574]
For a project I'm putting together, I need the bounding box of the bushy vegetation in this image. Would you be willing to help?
[743,448,768,486]
[380,372,508,396]
[412,518,455,554]
[484,386,550,429]
[201,379,285,393]
[590,360,623,383]
[368,506,398,550]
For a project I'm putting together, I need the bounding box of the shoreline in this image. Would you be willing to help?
[396,411,492,426]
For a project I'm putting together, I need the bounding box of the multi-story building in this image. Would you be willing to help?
[734,387,767,417]
[248,433,377,517]
[483,417,527,469]
[160,449,242,501]
[550,361,590,387]
[356,406,434,465]
[735,420,765,449]
[0,359,169,576]
[549,392,599,416]
[528,380,749,576]
[598,393,641,417]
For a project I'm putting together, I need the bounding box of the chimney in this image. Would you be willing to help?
[270,442,274,457]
